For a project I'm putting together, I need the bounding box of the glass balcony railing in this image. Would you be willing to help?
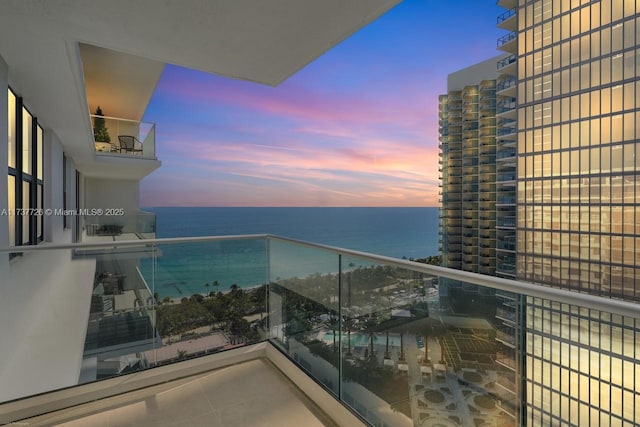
[497,32,516,48]
[497,53,517,70]
[91,115,156,159]
[496,77,516,92]
[497,126,517,136]
[496,98,517,114]
[82,210,156,240]
[496,149,516,160]
[497,8,516,24]
[496,217,516,227]
[497,196,516,205]
[78,248,159,359]
[497,173,516,181]
[2,235,640,426]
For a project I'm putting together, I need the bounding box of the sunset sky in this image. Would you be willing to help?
[141,0,503,207]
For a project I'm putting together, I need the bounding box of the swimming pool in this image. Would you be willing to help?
[320,331,403,347]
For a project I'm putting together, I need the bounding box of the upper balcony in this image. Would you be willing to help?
[497,53,517,76]
[497,32,517,53]
[92,115,156,159]
[496,76,517,97]
[497,8,517,31]
[2,235,640,426]
[82,210,157,242]
[496,97,517,117]
[81,114,161,180]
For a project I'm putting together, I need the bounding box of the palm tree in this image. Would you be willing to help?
[368,332,375,359]
[384,331,390,359]
[329,313,339,352]
[346,318,352,357]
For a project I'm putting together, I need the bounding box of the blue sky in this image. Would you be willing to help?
[142,0,504,207]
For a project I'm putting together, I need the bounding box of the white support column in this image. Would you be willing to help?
[44,130,66,242]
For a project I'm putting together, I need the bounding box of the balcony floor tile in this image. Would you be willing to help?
[21,359,336,427]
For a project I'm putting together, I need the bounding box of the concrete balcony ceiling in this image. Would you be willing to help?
[0,0,401,162]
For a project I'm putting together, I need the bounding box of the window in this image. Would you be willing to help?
[7,88,44,247]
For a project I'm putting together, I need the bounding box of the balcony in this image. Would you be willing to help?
[82,210,156,241]
[497,53,517,72]
[497,32,517,52]
[497,216,516,228]
[496,98,517,115]
[92,115,156,159]
[496,149,516,160]
[497,173,516,182]
[497,8,516,31]
[496,77,517,99]
[497,126,517,138]
[2,235,640,426]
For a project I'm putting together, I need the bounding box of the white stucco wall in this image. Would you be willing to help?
[0,54,94,403]
[0,250,95,402]
[84,177,140,213]
[44,130,72,243]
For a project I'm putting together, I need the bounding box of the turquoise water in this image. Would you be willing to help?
[142,207,439,298]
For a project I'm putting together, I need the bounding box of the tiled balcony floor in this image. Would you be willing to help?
[20,359,337,427]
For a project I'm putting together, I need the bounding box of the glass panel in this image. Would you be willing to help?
[338,253,520,426]
[7,89,15,169]
[82,211,156,239]
[269,238,340,395]
[74,237,269,383]
[91,115,156,158]
[22,107,31,175]
[68,245,159,383]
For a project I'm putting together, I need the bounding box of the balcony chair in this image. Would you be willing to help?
[117,135,143,155]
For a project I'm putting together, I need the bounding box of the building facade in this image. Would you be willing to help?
[439,59,501,277]
[505,0,640,425]
[440,58,523,422]
[442,0,640,425]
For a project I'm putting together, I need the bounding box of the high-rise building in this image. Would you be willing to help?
[502,0,640,425]
[439,58,501,277]
[443,1,640,425]
[440,58,524,423]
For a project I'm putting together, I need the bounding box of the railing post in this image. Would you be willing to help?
[265,237,271,340]
[337,253,342,401]
[517,293,526,426]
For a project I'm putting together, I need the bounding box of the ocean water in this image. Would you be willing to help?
[142,207,439,298]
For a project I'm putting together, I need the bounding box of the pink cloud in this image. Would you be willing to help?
[147,67,446,207]
[159,76,438,132]
[144,132,441,207]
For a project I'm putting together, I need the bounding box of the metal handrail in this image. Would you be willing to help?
[497,32,517,47]
[3,234,640,319]
[497,54,517,69]
[89,114,155,126]
[497,8,516,24]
